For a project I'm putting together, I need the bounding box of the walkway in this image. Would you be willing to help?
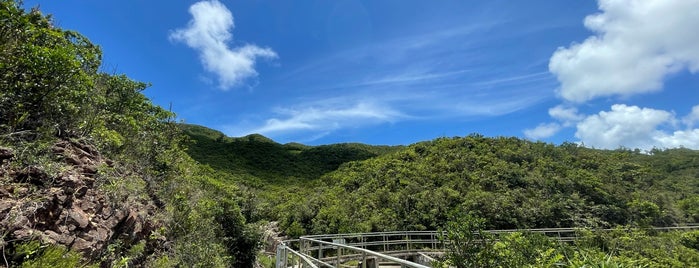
[276,226,699,268]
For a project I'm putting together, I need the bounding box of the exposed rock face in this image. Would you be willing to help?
[0,140,158,260]
[261,221,286,253]
[254,221,287,268]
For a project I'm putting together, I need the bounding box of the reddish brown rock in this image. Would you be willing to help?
[0,185,12,198]
[71,237,92,252]
[81,165,98,175]
[0,200,15,214]
[13,229,34,239]
[69,206,90,229]
[2,140,159,263]
[43,230,71,244]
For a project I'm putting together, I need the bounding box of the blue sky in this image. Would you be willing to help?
[26,0,699,149]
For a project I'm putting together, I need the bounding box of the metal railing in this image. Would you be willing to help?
[276,225,699,268]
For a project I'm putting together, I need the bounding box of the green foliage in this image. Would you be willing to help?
[182,124,404,238]
[573,228,699,267]
[679,197,699,222]
[437,212,497,268]
[436,222,699,268]
[0,0,100,136]
[186,128,699,245]
[7,240,96,268]
[181,124,401,184]
[680,231,699,250]
[276,135,699,235]
[162,157,262,267]
[256,253,275,268]
[492,232,563,268]
[183,124,699,267]
[9,2,697,267]
[0,2,259,267]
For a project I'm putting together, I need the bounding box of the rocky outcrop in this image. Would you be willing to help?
[260,221,286,253]
[254,221,287,268]
[0,140,159,260]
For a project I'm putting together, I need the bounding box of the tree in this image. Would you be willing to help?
[0,0,101,136]
[437,212,496,268]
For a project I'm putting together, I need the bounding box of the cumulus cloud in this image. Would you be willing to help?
[244,101,404,138]
[575,104,699,150]
[548,105,583,126]
[524,123,561,140]
[684,105,699,128]
[170,0,277,90]
[549,0,699,102]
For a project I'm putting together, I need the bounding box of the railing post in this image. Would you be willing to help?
[403,231,409,251]
[276,244,287,268]
[318,243,323,260]
[300,239,305,257]
[362,252,367,268]
[383,234,387,252]
[284,246,288,268]
[335,245,341,268]
[275,245,281,268]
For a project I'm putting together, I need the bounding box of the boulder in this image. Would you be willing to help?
[0,147,13,160]
[68,206,90,229]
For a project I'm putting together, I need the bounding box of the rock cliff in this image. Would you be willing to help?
[0,140,160,264]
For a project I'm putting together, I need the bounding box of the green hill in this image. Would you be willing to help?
[0,3,258,267]
[179,127,699,266]
[273,135,699,234]
[181,124,402,183]
[4,1,699,267]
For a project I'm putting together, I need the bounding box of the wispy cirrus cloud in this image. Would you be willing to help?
[231,69,552,142]
[207,10,563,142]
[227,99,406,141]
[170,0,277,90]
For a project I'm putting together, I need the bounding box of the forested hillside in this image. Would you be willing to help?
[0,2,258,267]
[182,124,401,182]
[181,124,403,226]
[184,130,699,237]
[186,131,699,266]
[3,1,699,267]
[289,135,699,234]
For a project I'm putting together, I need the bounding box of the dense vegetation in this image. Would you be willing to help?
[292,136,699,234]
[185,127,699,266]
[436,212,699,267]
[216,134,698,238]
[3,1,699,267]
[0,2,257,267]
[182,124,403,225]
[182,124,401,183]
[185,126,699,266]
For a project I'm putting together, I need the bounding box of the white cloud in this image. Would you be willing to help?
[548,105,583,126]
[170,0,277,90]
[654,129,699,149]
[575,104,699,150]
[683,105,699,128]
[549,0,699,102]
[239,101,404,139]
[524,123,561,140]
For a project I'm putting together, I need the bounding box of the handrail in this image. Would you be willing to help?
[301,237,430,268]
[277,225,699,268]
[277,243,319,268]
[299,225,699,240]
